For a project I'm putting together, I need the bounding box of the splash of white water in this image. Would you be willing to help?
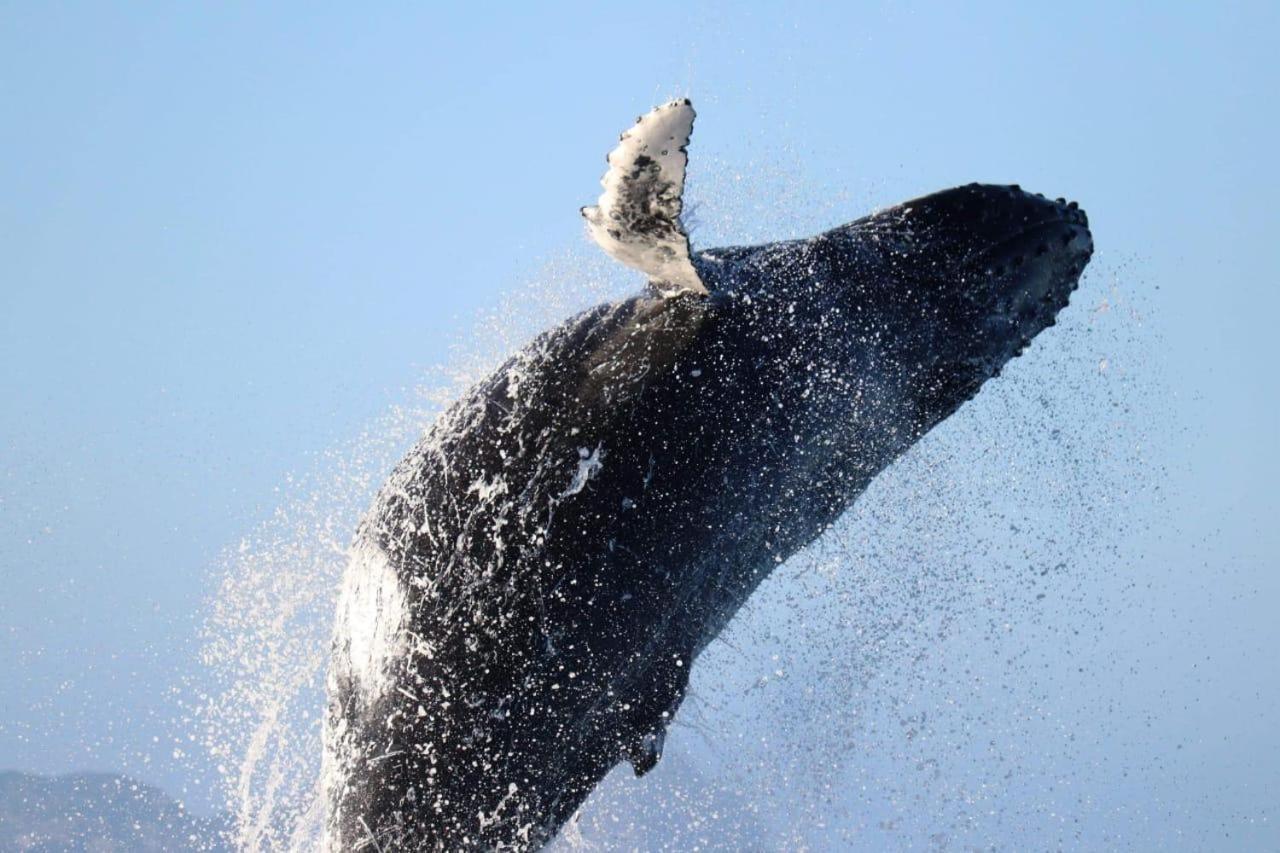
[193,155,1163,851]
[192,245,638,849]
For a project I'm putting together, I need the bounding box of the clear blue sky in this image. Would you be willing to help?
[1,2,1276,847]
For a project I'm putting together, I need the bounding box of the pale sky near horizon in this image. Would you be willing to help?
[2,2,1277,847]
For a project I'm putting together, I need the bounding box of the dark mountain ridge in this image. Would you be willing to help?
[0,771,229,852]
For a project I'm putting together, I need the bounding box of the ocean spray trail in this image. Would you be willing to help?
[193,155,1160,851]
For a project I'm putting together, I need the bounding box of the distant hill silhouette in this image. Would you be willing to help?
[0,771,229,852]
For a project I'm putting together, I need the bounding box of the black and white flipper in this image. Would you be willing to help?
[582,99,707,297]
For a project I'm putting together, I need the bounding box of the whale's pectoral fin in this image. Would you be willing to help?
[625,730,665,777]
[582,99,708,298]
[620,650,691,777]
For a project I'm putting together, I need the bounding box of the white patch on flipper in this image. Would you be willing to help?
[582,99,707,297]
[331,539,407,702]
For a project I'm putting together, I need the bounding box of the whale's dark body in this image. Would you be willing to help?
[324,183,1092,850]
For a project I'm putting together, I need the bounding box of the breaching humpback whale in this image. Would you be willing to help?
[323,99,1093,850]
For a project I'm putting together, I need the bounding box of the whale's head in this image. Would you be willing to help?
[694,183,1092,428]
[812,183,1094,423]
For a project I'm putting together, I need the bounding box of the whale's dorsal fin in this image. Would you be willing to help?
[582,99,707,297]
